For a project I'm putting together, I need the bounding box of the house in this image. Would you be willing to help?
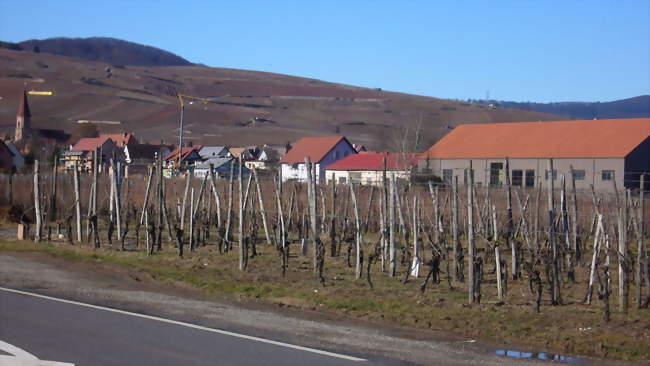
[0,140,14,172]
[2,140,24,170]
[59,150,86,170]
[261,143,290,160]
[280,136,357,182]
[65,136,120,171]
[228,146,257,161]
[326,152,418,185]
[245,147,279,170]
[162,146,203,172]
[123,143,172,174]
[124,143,172,164]
[418,118,650,190]
[197,146,231,160]
[194,157,249,178]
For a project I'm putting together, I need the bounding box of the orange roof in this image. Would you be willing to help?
[419,118,650,159]
[281,136,352,164]
[228,147,246,158]
[71,137,106,152]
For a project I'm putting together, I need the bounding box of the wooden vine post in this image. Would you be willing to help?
[467,161,476,304]
[73,162,82,242]
[111,159,122,243]
[493,204,503,301]
[349,181,362,279]
[49,155,58,227]
[251,168,270,245]
[618,187,628,313]
[452,175,461,281]
[548,159,560,305]
[33,160,41,242]
[504,158,516,279]
[238,154,245,271]
[389,173,397,277]
[637,174,646,308]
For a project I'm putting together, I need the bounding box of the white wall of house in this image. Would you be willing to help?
[281,162,321,182]
[325,169,410,186]
[418,157,625,191]
[281,139,356,182]
[245,161,266,170]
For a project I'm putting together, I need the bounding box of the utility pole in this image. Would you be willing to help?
[177,102,184,170]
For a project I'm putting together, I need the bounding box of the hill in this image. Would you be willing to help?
[0,47,562,151]
[473,95,650,119]
[18,37,193,67]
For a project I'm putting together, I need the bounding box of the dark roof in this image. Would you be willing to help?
[17,89,31,118]
[127,144,163,160]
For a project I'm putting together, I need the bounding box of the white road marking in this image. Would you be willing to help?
[0,287,366,362]
[0,340,74,365]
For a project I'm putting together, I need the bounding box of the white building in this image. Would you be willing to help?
[280,136,357,182]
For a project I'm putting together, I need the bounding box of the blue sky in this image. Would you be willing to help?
[1,1,648,102]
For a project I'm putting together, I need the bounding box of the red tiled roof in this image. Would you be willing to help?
[419,118,650,159]
[326,152,418,171]
[163,146,203,161]
[281,136,351,164]
[71,137,104,152]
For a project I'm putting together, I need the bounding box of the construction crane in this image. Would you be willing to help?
[175,93,229,170]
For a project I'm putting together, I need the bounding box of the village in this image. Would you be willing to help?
[2,89,648,192]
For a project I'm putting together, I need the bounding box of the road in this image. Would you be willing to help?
[0,252,610,366]
[0,287,374,366]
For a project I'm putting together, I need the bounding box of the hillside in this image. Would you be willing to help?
[473,95,650,119]
[0,48,562,151]
[18,37,193,67]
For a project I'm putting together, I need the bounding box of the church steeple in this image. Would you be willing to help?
[15,89,31,141]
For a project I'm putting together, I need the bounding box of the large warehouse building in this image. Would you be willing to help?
[418,118,649,190]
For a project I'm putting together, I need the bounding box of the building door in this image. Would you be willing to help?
[490,162,503,186]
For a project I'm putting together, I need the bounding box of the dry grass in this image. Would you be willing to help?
[1,236,649,362]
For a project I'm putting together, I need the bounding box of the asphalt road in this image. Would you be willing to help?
[0,288,376,366]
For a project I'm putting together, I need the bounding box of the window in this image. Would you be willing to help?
[443,169,453,183]
[350,172,362,183]
[525,170,535,187]
[602,170,614,181]
[572,169,585,181]
[338,176,347,184]
[512,170,523,186]
[490,162,503,186]
[545,169,557,180]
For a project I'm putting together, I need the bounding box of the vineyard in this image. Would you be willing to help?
[0,156,648,361]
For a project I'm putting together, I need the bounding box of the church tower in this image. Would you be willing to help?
[15,89,32,142]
